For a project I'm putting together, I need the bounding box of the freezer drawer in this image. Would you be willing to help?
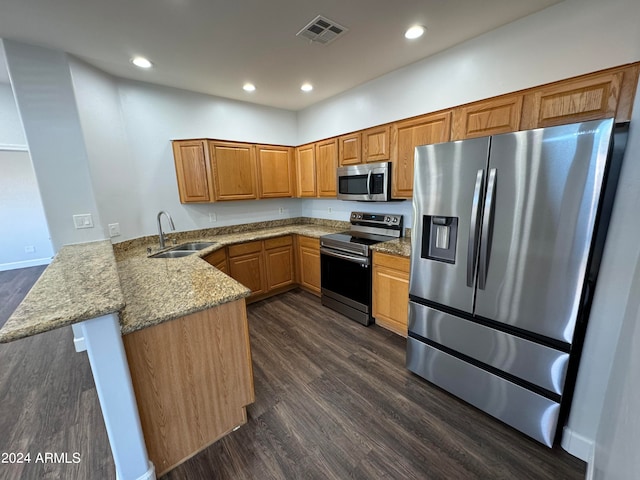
[406,337,560,446]
[408,302,569,395]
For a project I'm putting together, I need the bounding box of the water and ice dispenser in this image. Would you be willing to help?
[421,216,458,263]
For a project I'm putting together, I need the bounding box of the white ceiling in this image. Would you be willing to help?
[0,0,561,111]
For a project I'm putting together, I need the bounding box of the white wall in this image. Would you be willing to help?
[297,0,640,143]
[3,40,105,250]
[0,150,54,270]
[0,82,26,148]
[69,59,301,241]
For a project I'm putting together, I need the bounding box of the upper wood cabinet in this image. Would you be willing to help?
[390,111,451,198]
[295,143,317,197]
[451,94,523,140]
[172,140,214,203]
[362,125,390,163]
[521,69,626,129]
[338,133,361,166]
[256,145,294,198]
[208,141,258,201]
[315,138,338,197]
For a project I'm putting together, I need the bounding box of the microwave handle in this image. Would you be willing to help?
[366,170,372,198]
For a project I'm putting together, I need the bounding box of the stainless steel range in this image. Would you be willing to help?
[320,212,403,325]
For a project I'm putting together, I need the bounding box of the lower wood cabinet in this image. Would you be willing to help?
[264,236,295,290]
[227,236,295,302]
[123,299,254,477]
[372,251,410,337]
[297,235,321,296]
[228,241,267,298]
[202,248,229,274]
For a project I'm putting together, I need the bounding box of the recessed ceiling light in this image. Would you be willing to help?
[300,83,313,92]
[243,83,256,92]
[404,25,425,40]
[131,56,153,69]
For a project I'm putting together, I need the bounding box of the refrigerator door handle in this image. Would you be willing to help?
[478,168,497,290]
[467,169,485,287]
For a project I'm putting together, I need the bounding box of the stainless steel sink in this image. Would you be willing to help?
[170,241,215,251]
[150,250,196,259]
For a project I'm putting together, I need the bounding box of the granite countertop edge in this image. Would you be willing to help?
[0,221,413,342]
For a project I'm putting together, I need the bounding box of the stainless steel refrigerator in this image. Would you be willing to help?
[407,118,627,447]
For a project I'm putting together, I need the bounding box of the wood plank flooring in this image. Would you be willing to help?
[0,266,585,480]
[166,290,586,480]
[0,266,46,329]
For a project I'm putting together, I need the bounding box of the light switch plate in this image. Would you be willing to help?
[108,223,121,237]
[73,214,94,229]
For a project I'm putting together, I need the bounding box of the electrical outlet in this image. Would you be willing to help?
[279,207,285,214]
[73,214,94,229]
[328,207,333,214]
[209,213,217,223]
[108,223,121,237]
[24,245,35,253]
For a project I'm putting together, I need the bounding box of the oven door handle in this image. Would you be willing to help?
[320,247,370,266]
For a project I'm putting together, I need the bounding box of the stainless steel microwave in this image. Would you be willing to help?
[337,161,392,201]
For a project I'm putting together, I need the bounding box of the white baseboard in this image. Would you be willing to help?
[0,257,52,272]
[561,426,594,463]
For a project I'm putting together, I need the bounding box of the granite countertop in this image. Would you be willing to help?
[0,240,125,343]
[370,236,412,257]
[0,218,410,343]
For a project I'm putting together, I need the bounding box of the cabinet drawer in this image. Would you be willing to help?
[264,235,292,250]
[228,240,262,257]
[297,235,319,250]
[373,251,409,272]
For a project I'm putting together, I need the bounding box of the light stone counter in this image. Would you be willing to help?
[0,219,348,341]
[0,240,124,343]
[370,237,412,257]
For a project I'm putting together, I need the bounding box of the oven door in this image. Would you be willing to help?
[320,247,372,325]
[337,162,390,201]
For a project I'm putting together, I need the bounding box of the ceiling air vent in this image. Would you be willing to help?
[296,15,348,45]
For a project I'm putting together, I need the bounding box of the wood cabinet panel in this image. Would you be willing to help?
[362,125,390,162]
[209,141,257,201]
[339,133,361,166]
[228,250,266,297]
[203,248,228,274]
[452,95,523,140]
[265,241,294,291]
[372,252,410,337]
[295,143,317,197]
[297,236,321,296]
[315,139,338,197]
[391,112,451,198]
[521,71,623,129]
[172,140,213,203]
[123,299,254,476]
[228,240,262,257]
[256,145,294,198]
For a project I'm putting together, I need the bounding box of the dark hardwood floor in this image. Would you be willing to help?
[0,267,585,480]
[0,266,46,329]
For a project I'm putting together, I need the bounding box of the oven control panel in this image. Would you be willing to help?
[350,211,402,228]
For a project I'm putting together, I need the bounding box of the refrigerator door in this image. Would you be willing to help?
[410,137,489,314]
[474,119,614,343]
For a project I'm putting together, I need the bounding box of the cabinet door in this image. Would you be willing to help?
[391,112,451,198]
[264,236,294,291]
[256,145,294,198]
[372,252,410,337]
[315,139,338,197]
[228,241,265,296]
[451,94,523,140]
[362,125,390,163]
[172,140,213,203]
[521,70,624,129]
[339,133,361,166]
[203,248,228,274]
[297,236,321,296]
[295,144,317,197]
[209,141,258,201]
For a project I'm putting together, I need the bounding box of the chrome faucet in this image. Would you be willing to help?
[157,211,175,249]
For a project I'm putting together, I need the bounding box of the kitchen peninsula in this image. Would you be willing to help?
[0,218,363,479]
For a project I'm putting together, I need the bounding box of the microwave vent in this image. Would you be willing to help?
[296,15,348,45]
